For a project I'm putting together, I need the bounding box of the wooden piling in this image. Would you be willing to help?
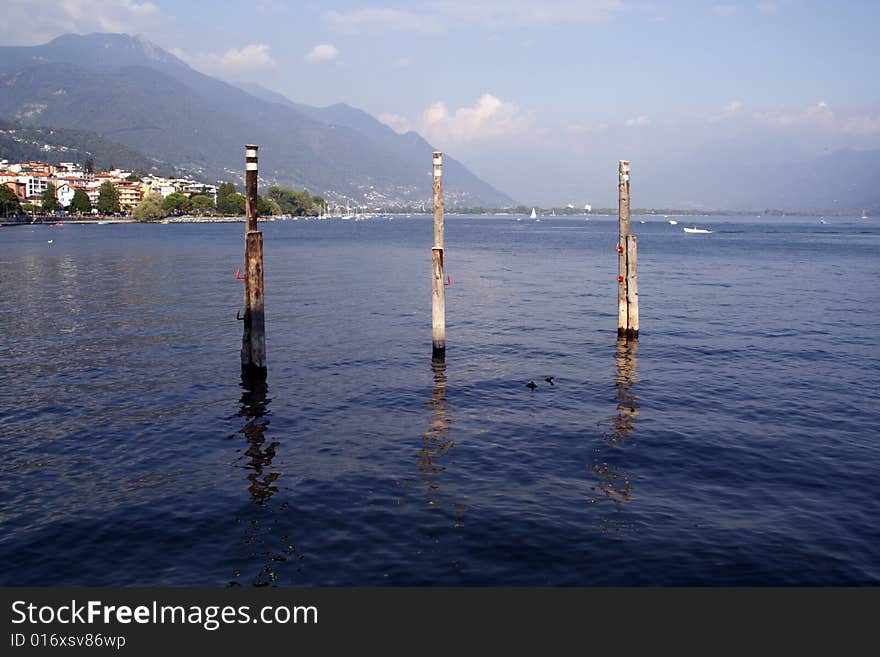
[241,145,267,380]
[617,160,640,339]
[618,160,631,337]
[432,151,446,360]
[626,234,639,339]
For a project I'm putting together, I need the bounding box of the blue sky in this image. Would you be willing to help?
[3,0,880,205]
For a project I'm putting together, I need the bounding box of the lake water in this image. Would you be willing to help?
[1,215,878,585]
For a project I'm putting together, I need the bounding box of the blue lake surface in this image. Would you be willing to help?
[1,214,878,585]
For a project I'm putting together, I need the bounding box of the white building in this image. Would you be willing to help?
[57,162,83,175]
[181,182,218,202]
[56,182,76,208]
[18,175,51,202]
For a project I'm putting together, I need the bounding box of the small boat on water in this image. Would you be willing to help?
[530,208,537,220]
[683,226,712,234]
[819,218,827,224]
[668,219,678,225]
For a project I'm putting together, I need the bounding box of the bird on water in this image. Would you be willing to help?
[526,381,538,390]
[544,377,555,385]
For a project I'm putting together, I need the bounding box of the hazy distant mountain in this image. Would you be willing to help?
[0,34,513,207]
[692,149,880,212]
[779,148,880,212]
[652,135,880,212]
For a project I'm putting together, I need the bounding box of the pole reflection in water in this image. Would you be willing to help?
[418,360,466,525]
[588,338,640,532]
[238,380,278,504]
[230,379,301,586]
[606,337,640,446]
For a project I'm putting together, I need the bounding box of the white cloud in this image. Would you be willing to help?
[326,8,443,33]
[420,94,532,143]
[723,100,744,114]
[749,101,880,136]
[840,115,880,136]
[753,101,834,128]
[0,0,162,45]
[736,100,880,140]
[382,94,531,143]
[707,100,743,123]
[305,44,340,63]
[171,44,277,80]
[625,115,651,127]
[379,113,413,134]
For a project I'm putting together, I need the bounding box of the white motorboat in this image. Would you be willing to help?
[683,226,712,234]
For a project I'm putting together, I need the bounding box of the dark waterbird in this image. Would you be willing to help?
[545,377,555,385]
[525,381,538,390]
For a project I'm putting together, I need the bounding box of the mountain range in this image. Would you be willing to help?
[0,119,172,174]
[655,138,880,213]
[0,33,512,207]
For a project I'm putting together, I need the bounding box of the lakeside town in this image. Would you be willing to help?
[0,158,218,216]
[0,158,334,221]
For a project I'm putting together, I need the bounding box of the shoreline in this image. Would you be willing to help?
[2,210,872,228]
[0,216,248,226]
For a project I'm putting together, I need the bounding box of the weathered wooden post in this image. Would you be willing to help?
[617,160,639,339]
[617,160,631,337]
[626,234,639,339]
[241,144,267,380]
[431,151,446,360]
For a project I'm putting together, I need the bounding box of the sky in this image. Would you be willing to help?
[2,0,880,206]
